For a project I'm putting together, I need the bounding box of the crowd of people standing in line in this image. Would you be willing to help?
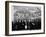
[12,19,41,31]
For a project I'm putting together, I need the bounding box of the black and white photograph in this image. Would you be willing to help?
[12,6,41,31]
[5,1,45,36]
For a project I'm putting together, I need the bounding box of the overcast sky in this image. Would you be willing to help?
[11,6,41,22]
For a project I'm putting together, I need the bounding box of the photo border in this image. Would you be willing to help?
[5,1,45,36]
